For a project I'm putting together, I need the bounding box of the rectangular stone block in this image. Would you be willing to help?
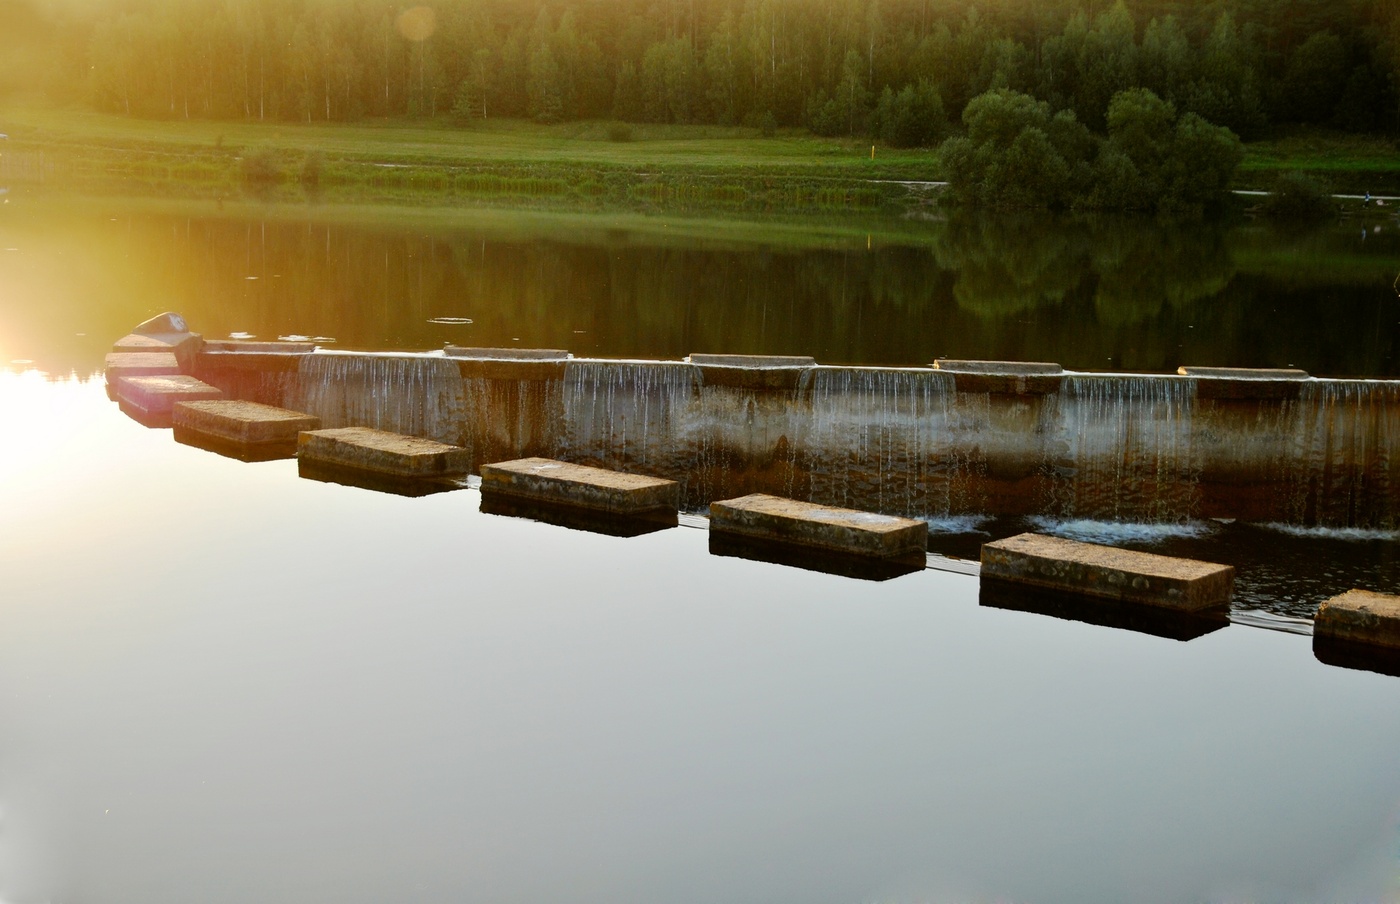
[709,494,928,560]
[298,427,471,479]
[689,354,814,390]
[932,359,1064,395]
[1177,366,1309,380]
[480,458,680,515]
[445,346,569,360]
[105,352,181,383]
[115,374,224,420]
[980,533,1233,610]
[173,400,320,446]
[1179,366,1310,401]
[112,331,202,369]
[203,340,317,354]
[1315,589,1400,649]
[933,359,1064,375]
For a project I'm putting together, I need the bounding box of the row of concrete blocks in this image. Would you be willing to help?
[105,321,1399,670]
[168,394,1400,664]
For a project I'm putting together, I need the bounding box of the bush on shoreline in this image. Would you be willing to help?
[938,87,1243,214]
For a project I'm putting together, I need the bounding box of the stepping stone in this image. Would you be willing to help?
[105,352,181,383]
[980,533,1233,611]
[1315,589,1400,650]
[173,400,320,446]
[708,494,928,560]
[297,427,470,479]
[480,458,679,515]
[115,374,224,422]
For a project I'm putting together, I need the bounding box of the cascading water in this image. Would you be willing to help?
[794,367,962,520]
[293,353,467,446]
[1278,381,1400,528]
[556,360,702,486]
[1039,375,1200,524]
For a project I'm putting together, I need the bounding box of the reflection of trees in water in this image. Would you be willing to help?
[932,213,1088,317]
[29,205,1393,375]
[932,211,1234,325]
[1089,217,1234,325]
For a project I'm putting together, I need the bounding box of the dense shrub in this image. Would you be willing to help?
[1260,171,1335,222]
[938,87,1242,213]
[240,150,280,187]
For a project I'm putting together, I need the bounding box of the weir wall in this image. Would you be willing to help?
[193,346,1400,529]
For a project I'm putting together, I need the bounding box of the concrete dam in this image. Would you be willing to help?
[184,340,1400,531]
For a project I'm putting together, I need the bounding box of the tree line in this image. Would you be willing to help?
[9,0,1398,142]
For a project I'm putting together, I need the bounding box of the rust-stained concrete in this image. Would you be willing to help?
[174,400,320,446]
[298,427,471,478]
[980,533,1234,610]
[480,457,679,514]
[1315,589,1400,649]
[709,493,928,560]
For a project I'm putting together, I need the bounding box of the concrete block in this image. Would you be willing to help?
[447,347,570,381]
[113,332,203,369]
[708,493,928,560]
[445,346,569,360]
[105,352,181,383]
[1177,366,1309,380]
[203,339,317,354]
[115,374,224,424]
[480,457,680,514]
[1314,589,1400,649]
[124,313,203,368]
[689,354,815,390]
[933,359,1064,395]
[173,400,320,446]
[298,427,471,479]
[1179,366,1310,400]
[980,533,1233,610]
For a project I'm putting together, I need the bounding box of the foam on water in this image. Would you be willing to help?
[923,514,993,535]
[1258,522,1400,542]
[1026,516,1215,546]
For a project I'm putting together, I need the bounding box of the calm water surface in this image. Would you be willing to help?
[2,192,1400,376]
[2,195,1400,902]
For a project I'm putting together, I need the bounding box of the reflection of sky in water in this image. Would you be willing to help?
[1,373,1399,903]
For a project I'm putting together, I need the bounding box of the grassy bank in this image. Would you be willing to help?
[0,104,941,212]
[1238,130,1400,195]
[6,104,1397,206]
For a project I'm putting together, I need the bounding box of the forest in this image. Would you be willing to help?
[3,0,1397,143]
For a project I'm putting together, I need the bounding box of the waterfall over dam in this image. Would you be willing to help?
[193,345,1400,530]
